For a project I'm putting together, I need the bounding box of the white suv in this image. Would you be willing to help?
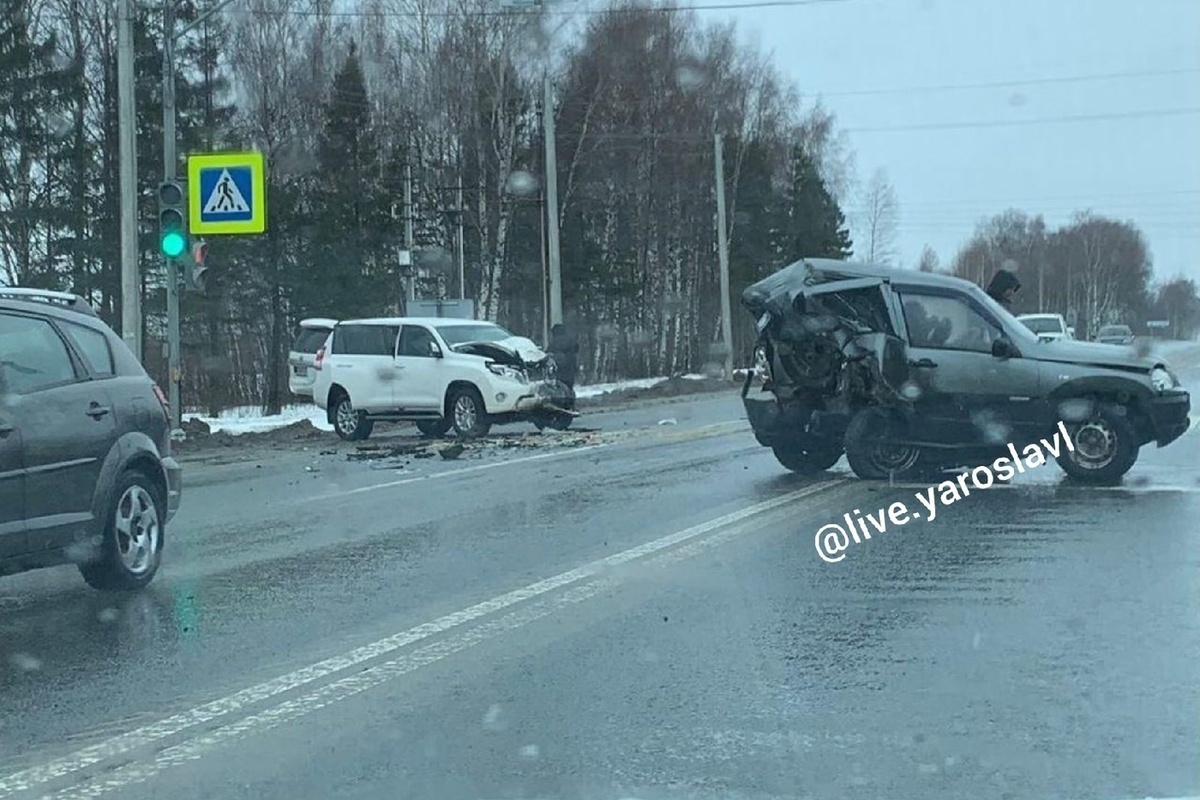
[1016,313,1073,342]
[312,317,575,440]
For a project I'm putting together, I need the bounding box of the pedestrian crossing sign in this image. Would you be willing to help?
[187,151,266,235]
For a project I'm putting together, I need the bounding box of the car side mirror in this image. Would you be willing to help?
[992,337,1017,359]
[429,341,443,358]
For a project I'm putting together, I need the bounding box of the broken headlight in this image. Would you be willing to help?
[487,363,528,383]
[1149,366,1177,392]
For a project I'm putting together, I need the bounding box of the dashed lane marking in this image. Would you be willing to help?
[0,478,847,800]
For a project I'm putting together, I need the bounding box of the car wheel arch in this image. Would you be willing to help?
[89,434,167,535]
[1046,379,1154,443]
[443,380,485,416]
[326,383,350,423]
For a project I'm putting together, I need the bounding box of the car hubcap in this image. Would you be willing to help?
[116,485,159,575]
[874,444,920,473]
[1072,421,1117,469]
[337,400,357,434]
[454,396,477,431]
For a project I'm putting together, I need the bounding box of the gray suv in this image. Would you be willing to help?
[0,289,182,589]
[741,259,1191,484]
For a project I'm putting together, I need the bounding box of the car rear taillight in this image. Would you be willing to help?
[314,345,326,370]
[152,383,170,418]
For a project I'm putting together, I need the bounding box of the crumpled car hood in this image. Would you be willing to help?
[1029,338,1160,371]
[452,336,548,365]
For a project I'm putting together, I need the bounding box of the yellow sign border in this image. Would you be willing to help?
[186,151,266,235]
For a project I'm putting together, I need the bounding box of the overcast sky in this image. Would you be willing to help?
[698,0,1200,286]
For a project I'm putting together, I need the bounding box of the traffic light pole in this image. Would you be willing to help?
[163,0,182,433]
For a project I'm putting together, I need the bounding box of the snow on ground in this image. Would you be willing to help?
[183,404,333,435]
[183,374,718,435]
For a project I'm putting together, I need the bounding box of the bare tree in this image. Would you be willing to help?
[857,167,899,264]
[916,244,938,272]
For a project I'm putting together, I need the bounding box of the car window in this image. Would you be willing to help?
[334,324,399,356]
[898,292,1003,353]
[398,325,438,357]
[293,326,333,354]
[61,320,115,377]
[0,312,79,394]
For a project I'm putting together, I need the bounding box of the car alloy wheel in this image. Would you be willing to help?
[115,484,161,575]
[454,394,478,432]
[336,398,358,436]
[1071,420,1118,470]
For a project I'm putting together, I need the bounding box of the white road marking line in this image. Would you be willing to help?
[303,419,749,503]
[40,495,824,800]
[0,478,846,799]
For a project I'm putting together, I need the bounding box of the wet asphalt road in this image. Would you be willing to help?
[1,368,1199,800]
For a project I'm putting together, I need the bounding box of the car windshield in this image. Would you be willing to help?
[1100,325,1131,336]
[1020,317,1064,334]
[434,323,516,347]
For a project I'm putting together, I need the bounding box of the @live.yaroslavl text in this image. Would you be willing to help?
[814,420,1077,563]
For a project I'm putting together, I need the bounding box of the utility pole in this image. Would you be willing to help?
[714,133,733,379]
[455,182,465,299]
[542,74,563,327]
[117,0,140,361]
[538,100,549,346]
[162,0,182,433]
[403,157,415,304]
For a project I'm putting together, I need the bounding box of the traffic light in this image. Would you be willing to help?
[158,180,188,258]
[187,239,210,292]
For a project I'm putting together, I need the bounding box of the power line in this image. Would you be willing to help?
[216,0,855,19]
[844,106,1200,133]
[814,66,1200,98]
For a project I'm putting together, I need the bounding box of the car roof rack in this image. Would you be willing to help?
[0,287,100,318]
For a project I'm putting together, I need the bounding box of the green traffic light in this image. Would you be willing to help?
[161,231,187,258]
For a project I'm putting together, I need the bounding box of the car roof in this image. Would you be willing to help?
[338,317,497,327]
[299,317,338,328]
[1016,313,1062,320]
[796,258,985,292]
[0,288,104,323]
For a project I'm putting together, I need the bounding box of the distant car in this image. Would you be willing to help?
[288,317,337,398]
[1095,324,1135,346]
[1,288,181,590]
[312,317,575,440]
[1017,313,1073,342]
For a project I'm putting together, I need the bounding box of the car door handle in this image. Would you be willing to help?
[86,403,111,419]
[0,420,13,437]
[909,358,938,369]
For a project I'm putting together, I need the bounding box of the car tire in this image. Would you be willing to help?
[771,439,842,473]
[79,469,165,592]
[449,386,491,439]
[1055,404,1139,484]
[332,392,373,441]
[844,407,925,480]
[416,418,452,438]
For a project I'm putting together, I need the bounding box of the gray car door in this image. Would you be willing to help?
[893,284,1042,446]
[0,311,118,551]
[0,384,25,559]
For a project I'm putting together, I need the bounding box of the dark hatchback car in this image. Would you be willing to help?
[0,288,181,590]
